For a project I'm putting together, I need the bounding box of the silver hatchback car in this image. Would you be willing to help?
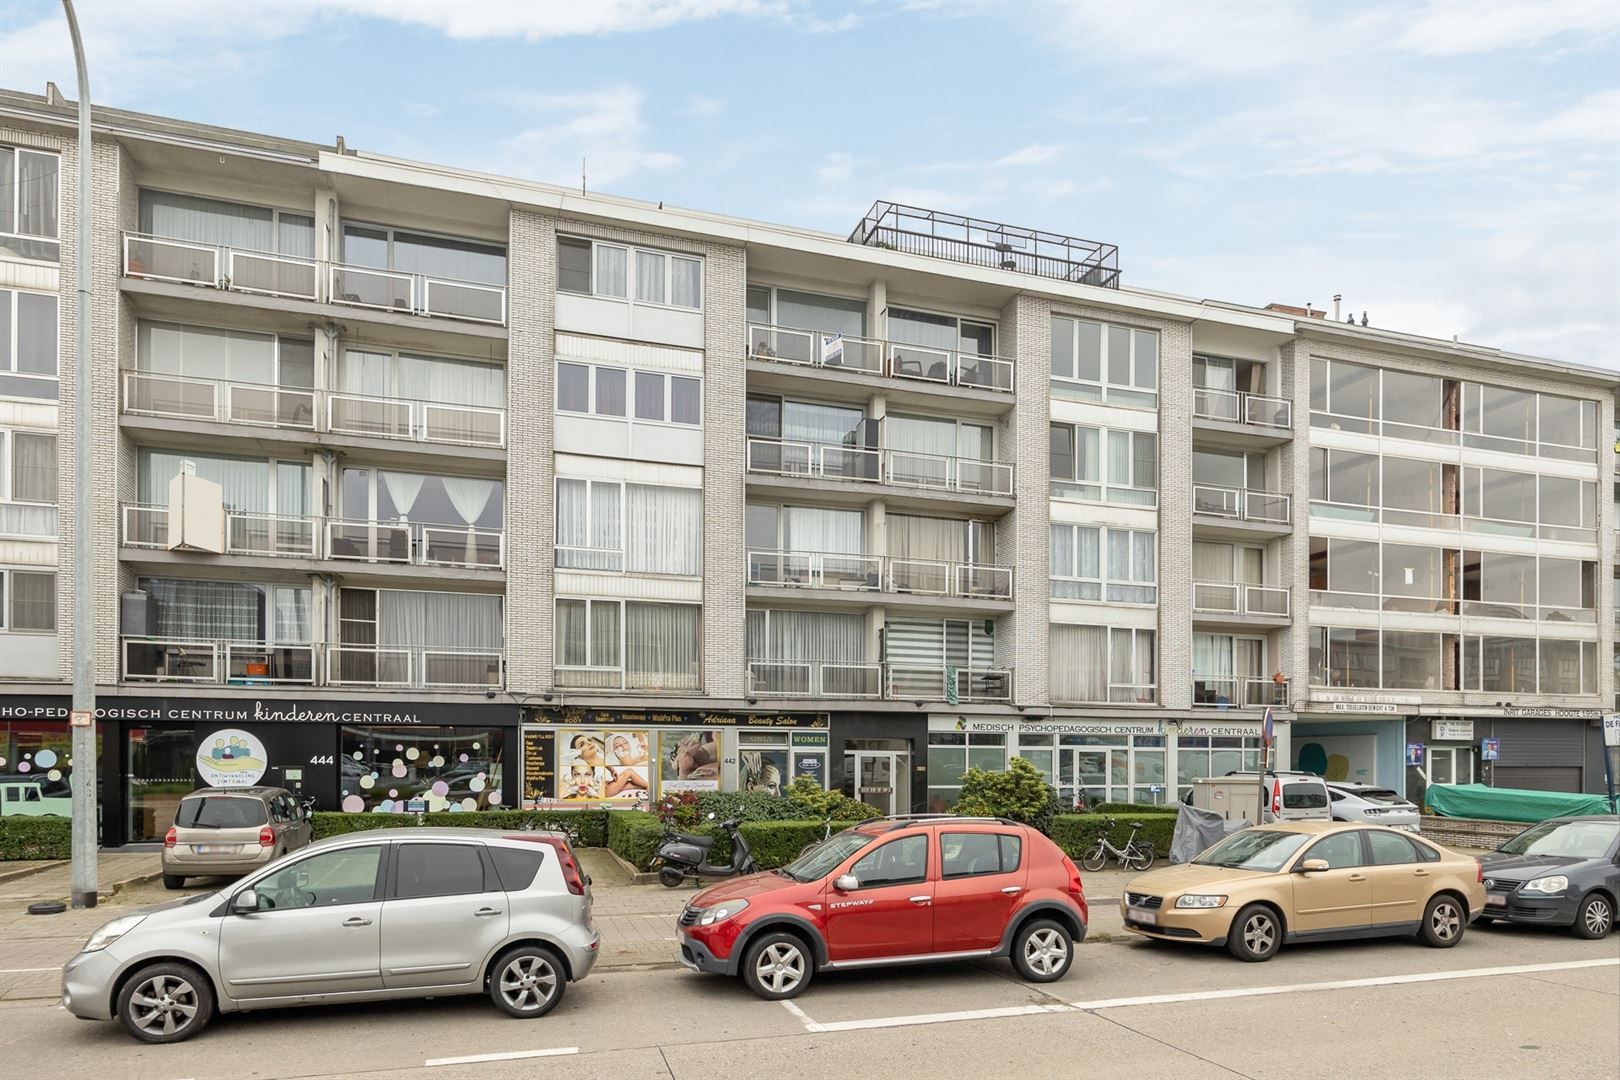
[63,828,599,1042]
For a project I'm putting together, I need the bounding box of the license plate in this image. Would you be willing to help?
[1129,907,1159,926]
[1486,895,1506,907]
[193,845,232,855]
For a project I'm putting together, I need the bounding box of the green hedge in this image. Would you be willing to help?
[740,821,863,869]
[0,816,72,860]
[607,810,674,870]
[311,809,610,845]
[1049,814,1179,861]
[605,813,866,871]
[1088,802,1177,816]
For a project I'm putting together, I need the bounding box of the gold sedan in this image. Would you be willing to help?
[1120,821,1485,961]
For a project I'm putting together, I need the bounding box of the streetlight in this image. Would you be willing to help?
[61,0,98,909]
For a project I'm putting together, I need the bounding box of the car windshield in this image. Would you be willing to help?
[176,796,268,829]
[1194,829,1312,871]
[1498,820,1618,860]
[778,830,877,882]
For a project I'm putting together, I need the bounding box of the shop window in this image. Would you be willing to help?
[1176,736,1261,797]
[737,731,790,797]
[338,725,505,813]
[925,731,1005,811]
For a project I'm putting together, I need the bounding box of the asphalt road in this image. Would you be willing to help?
[4,918,1616,1079]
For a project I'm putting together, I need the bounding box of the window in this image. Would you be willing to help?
[339,724,504,812]
[556,236,701,309]
[1309,358,1378,432]
[1049,525,1155,603]
[250,846,382,910]
[1176,736,1262,797]
[0,146,59,260]
[941,832,1021,878]
[557,361,699,426]
[555,598,700,690]
[1309,627,1381,688]
[850,834,929,888]
[1,569,56,632]
[555,479,622,570]
[632,370,703,424]
[0,289,59,400]
[1050,316,1157,407]
[0,430,57,538]
[750,286,867,337]
[1302,831,1363,869]
[1049,423,1156,506]
[556,479,702,576]
[395,843,489,899]
[1536,394,1598,459]
[1463,382,1536,453]
[1381,632,1447,690]
[490,846,546,891]
[1309,448,1379,511]
[926,731,1006,810]
[1049,624,1155,704]
[1367,830,1420,866]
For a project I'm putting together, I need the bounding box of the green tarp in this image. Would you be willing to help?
[1424,783,1616,823]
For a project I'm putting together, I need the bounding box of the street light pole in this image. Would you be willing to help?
[61,0,98,910]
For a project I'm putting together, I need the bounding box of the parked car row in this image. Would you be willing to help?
[58,789,1618,1045]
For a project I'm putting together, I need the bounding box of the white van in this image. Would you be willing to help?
[1187,771,1332,824]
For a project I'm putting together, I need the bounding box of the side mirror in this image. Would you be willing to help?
[1296,858,1330,874]
[229,889,261,914]
[834,873,859,892]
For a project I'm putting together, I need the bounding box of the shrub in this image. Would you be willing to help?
[1088,801,1176,817]
[787,776,882,822]
[655,791,702,828]
[311,812,418,839]
[310,809,609,845]
[607,809,670,870]
[0,816,71,860]
[954,758,1054,827]
[694,790,802,822]
[1048,814,1179,861]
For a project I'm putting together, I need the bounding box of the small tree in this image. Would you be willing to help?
[953,757,1058,832]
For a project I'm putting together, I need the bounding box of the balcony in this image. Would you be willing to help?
[849,201,1120,289]
[552,666,701,692]
[746,660,883,699]
[887,665,1012,703]
[327,646,503,690]
[1193,676,1290,710]
[1192,485,1291,526]
[121,232,508,326]
[745,439,1015,498]
[1193,387,1292,431]
[328,520,504,570]
[122,504,319,559]
[1051,682,1158,707]
[747,550,1014,601]
[122,637,318,685]
[748,324,1014,394]
[121,372,508,449]
[1192,582,1290,619]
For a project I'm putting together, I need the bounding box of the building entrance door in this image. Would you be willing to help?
[126,726,197,843]
[850,751,909,815]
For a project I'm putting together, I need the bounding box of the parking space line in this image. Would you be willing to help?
[810,1004,1061,1033]
[424,1047,579,1067]
[779,998,824,1032]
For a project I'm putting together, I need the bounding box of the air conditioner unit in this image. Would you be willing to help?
[168,462,226,553]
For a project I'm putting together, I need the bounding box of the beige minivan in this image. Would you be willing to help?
[163,787,313,889]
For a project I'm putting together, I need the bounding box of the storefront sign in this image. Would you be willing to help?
[951,718,1163,736]
[1603,715,1620,748]
[1,695,518,726]
[531,707,826,729]
[557,730,651,804]
[793,752,825,784]
[196,728,268,788]
[1501,708,1601,720]
[1177,722,1262,737]
[1324,702,1399,714]
[521,730,554,809]
[791,731,830,747]
[1481,737,1500,762]
[1432,719,1474,741]
[1311,692,1420,706]
[1405,743,1425,767]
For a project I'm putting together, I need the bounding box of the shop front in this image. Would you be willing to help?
[1404,711,1604,804]
[521,706,829,811]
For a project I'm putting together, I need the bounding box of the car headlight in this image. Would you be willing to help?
[83,915,147,953]
[697,899,749,926]
[1522,876,1569,895]
[1175,894,1228,909]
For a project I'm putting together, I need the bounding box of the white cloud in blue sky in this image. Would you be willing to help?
[2,0,1616,370]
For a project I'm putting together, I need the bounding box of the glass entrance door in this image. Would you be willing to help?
[850,751,909,815]
[1429,747,1475,786]
[126,726,198,843]
[1059,748,1122,810]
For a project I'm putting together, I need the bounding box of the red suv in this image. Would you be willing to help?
[676,816,1088,999]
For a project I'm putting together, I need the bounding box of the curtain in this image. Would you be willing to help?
[1197,355,1234,391]
[378,591,501,650]
[1132,434,1157,488]
[775,290,865,337]
[888,514,965,563]
[138,449,270,512]
[441,478,496,526]
[751,610,864,662]
[1193,633,1233,677]
[1191,542,1229,583]
[595,245,627,297]
[396,354,505,408]
[782,506,863,555]
[1050,525,1074,578]
[272,587,312,643]
[146,579,265,641]
[276,463,310,516]
[1075,427,1100,481]
[556,599,587,666]
[886,415,956,458]
[1107,431,1130,485]
[1051,625,1107,702]
[590,600,621,666]
[626,602,699,687]
[277,215,315,259]
[782,401,863,446]
[138,322,276,384]
[556,479,619,570]
[380,472,425,519]
[335,349,391,396]
[1238,547,1264,585]
[671,257,702,309]
[635,251,665,303]
[10,432,55,502]
[625,484,702,574]
[139,190,270,250]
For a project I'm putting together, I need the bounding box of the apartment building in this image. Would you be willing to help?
[0,88,1614,845]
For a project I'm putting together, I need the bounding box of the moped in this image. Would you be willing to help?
[652,812,757,887]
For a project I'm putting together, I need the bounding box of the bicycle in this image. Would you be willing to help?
[1079,817,1155,872]
[797,816,837,859]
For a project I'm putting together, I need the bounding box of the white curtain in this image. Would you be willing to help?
[138,449,271,512]
[145,579,265,641]
[441,477,496,525]
[886,415,956,458]
[782,506,863,555]
[1191,542,1230,583]
[595,245,627,297]
[1113,628,1154,691]
[380,472,425,519]
[751,610,864,661]
[397,354,505,408]
[625,484,702,574]
[272,587,312,643]
[782,401,862,446]
[139,190,272,250]
[555,480,620,570]
[276,463,310,516]
[555,599,587,666]
[10,432,56,502]
[626,602,699,687]
[1193,633,1234,677]
[635,250,665,304]
[139,322,276,384]
[888,514,965,562]
[1050,625,1107,702]
[670,257,702,308]
[335,349,390,396]
[378,591,501,650]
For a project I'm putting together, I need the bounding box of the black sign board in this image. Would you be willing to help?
[528,707,827,729]
[0,695,520,727]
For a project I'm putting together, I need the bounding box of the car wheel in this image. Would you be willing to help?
[489,945,565,1019]
[162,874,186,890]
[741,931,813,1000]
[1419,894,1466,948]
[658,866,685,888]
[116,962,213,1044]
[1011,919,1074,983]
[1227,904,1282,962]
[1571,893,1614,940]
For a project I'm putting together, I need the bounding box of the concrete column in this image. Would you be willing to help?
[1157,317,1196,710]
[1002,294,1049,706]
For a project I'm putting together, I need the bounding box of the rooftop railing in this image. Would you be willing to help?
[849,201,1120,288]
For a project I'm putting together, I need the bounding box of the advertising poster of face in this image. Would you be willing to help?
[557,730,650,803]
[740,748,789,796]
[661,730,721,792]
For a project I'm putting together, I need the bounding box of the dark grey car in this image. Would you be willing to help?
[1478,816,1620,939]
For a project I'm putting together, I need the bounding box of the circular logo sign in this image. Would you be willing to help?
[196,728,268,788]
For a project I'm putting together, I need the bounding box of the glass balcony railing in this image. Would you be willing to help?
[746,551,1013,600]
[747,323,1014,393]
[1193,676,1290,709]
[1192,485,1291,525]
[1193,386,1292,429]
[745,438,1014,497]
[746,660,884,699]
[122,504,319,559]
[327,645,504,690]
[1192,582,1290,618]
[326,520,504,569]
[122,637,318,685]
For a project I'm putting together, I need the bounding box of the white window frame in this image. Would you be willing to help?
[555,477,624,572]
[0,146,61,254]
[554,596,702,683]
[0,428,57,506]
[631,369,704,426]
[1050,315,1158,407]
[0,288,61,395]
[1049,422,1158,507]
[339,219,507,278]
[1049,524,1157,605]
[557,235,703,311]
[555,360,703,429]
[0,567,57,633]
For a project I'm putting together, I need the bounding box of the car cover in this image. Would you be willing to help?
[1422,783,1614,823]
[1169,802,1249,864]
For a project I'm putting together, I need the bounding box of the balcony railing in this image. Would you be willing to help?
[122,637,318,685]
[745,439,1014,497]
[326,520,504,569]
[120,233,506,325]
[327,392,506,448]
[552,666,702,692]
[1193,386,1292,430]
[123,371,318,429]
[121,504,319,559]
[1192,581,1290,618]
[327,645,503,690]
[849,201,1120,288]
[1193,676,1290,709]
[886,665,1012,702]
[747,323,1015,393]
[1192,485,1291,525]
[1051,683,1158,707]
[746,551,1014,600]
[746,660,883,699]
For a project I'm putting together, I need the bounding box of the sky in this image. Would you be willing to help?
[2,0,1618,372]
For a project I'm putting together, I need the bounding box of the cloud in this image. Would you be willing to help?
[817,152,854,183]
[993,143,1065,167]
[681,94,726,117]
[322,0,782,41]
[500,87,680,188]
[1392,0,1620,57]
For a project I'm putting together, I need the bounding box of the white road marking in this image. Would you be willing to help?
[424,1047,579,1067]
[779,958,1619,1036]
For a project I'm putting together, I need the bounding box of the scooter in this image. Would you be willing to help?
[652,812,756,888]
